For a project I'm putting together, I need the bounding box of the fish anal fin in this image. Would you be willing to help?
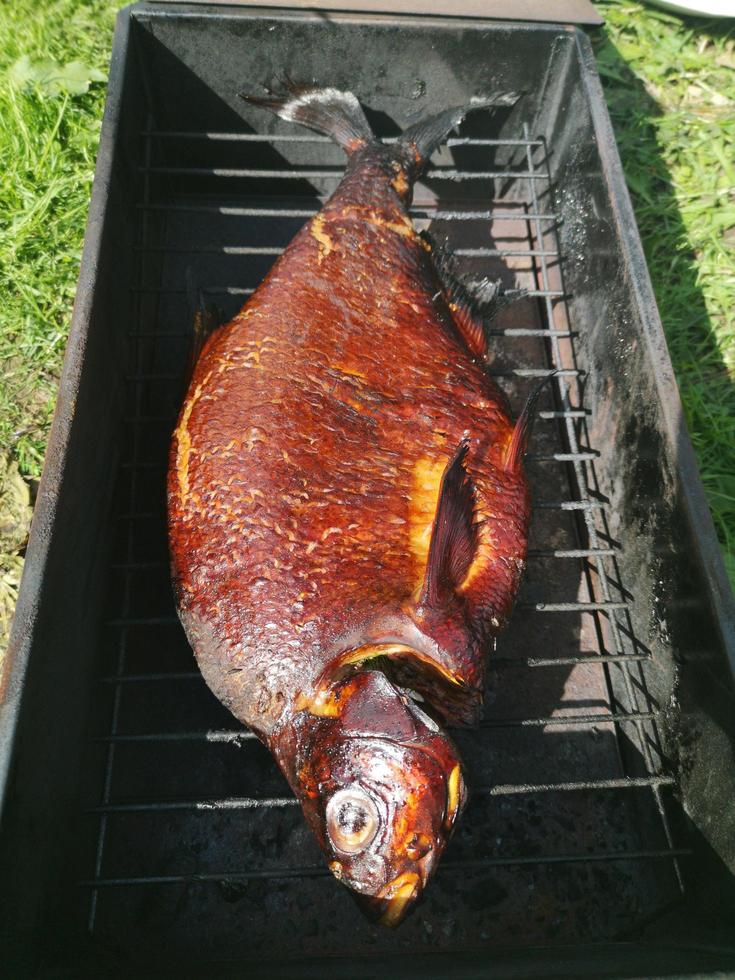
[420,440,477,608]
[447,284,494,361]
[503,374,556,472]
[426,234,523,360]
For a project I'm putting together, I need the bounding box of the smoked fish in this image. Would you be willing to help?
[168,85,534,926]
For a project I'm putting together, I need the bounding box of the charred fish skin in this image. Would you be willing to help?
[168,85,528,924]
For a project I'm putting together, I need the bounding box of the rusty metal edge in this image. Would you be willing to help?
[0,6,136,819]
[145,0,605,26]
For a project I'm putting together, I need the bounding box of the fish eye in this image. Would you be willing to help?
[326,786,380,854]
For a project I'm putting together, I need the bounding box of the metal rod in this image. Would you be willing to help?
[109,559,169,571]
[532,499,604,510]
[98,672,199,684]
[105,595,628,628]
[91,711,658,744]
[526,547,615,558]
[518,601,628,613]
[481,711,657,728]
[140,164,548,181]
[134,243,559,259]
[121,408,587,425]
[489,653,651,668]
[488,329,576,339]
[79,847,690,889]
[488,368,582,378]
[123,367,582,382]
[106,616,179,627]
[482,776,674,796]
[97,651,652,685]
[142,129,544,148]
[526,451,596,462]
[126,326,578,342]
[86,775,674,815]
[93,730,259,744]
[87,797,299,814]
[130,285,568,300]
[135,201,560,222]
[128,330,190,339]
[114,494,601,514]
[538,410,587,419]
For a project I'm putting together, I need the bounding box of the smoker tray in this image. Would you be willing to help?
[2,5,735,977]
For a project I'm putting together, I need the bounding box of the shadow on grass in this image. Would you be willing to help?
[591,17,735,585]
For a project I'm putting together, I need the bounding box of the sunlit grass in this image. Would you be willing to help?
[0,1,116,475]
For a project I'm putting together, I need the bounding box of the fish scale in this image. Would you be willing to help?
[168,84,529,925]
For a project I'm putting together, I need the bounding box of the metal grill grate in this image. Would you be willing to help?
[83,117,687,955]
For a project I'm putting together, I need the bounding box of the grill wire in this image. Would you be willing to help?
[83,117,688,952]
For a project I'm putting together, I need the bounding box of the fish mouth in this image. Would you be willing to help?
[361,871,422,928]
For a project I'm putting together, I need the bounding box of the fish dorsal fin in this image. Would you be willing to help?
[420,441,477,607]
[503,374,557,472]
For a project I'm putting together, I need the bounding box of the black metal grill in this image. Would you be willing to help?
[83,114,686,955]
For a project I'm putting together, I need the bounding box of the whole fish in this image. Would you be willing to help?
[167,84,535,926]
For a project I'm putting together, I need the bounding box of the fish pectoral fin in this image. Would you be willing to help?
[425,233,524,360]
[503,373,557,472]
[185,267,222,381]
[419,440,478,608]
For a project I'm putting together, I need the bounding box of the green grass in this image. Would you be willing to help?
[0,0,115,476]
[0,1,733,651]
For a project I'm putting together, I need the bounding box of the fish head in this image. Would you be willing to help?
[294,670,467,926]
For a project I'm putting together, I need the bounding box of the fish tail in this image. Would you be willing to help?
[241,83,521,184]
[396,91,521,178]
[239,82,375,156]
